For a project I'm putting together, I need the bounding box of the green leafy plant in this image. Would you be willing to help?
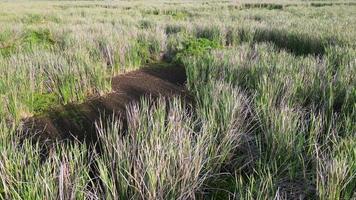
[30,92,59,113]
[175,37,221,62]
[22,29,56,50]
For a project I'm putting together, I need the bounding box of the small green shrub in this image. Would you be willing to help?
[175,37,221,62]
[30,92,59,113]
[22,29,56,49]
[1,29,57,56]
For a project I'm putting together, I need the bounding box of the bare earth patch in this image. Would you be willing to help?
[21,63,189,144]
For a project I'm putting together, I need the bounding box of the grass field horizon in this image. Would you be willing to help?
[0,0,355,199]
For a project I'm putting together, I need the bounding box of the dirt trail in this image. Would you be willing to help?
[22,63,189,144]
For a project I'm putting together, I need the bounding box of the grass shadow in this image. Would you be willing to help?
[251,28,338,56]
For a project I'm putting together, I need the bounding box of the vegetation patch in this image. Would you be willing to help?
[143,8,160,15]
[125,35,161,66]
[241,3,284,10]
[20,14,61,24]
[252,28,327,56]
[225,26,255,46]
[165,23,186,35]
[29,92,59,114]
[139,19,156,29]
[1,29,57,56]
[174,36,221,62]
[144,8,191,20]
[0,30,17,57]
[195,25,224,44]
[168,10,190,20]
[310,3,333,7]
[22,29,56,49]
[309,2,356,7]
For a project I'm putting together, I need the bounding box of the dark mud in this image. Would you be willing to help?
[21,63,189,145]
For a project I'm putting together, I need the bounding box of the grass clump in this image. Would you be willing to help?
[165,23,186,35]
[173,36,221,62]
[20,14,61,24]
[139,19,156,29]
[0,30,18,57]
[1,29,56,57]
[181,43,355,198]
[195,25,224,44]
[125,34,162,66]
[22,29,56,50]
[0,139,91,199]
[21,14,44,24]
[170,11,189,20]
[95,93,250,199]
[29,92,59,114]
[163,9,190,20]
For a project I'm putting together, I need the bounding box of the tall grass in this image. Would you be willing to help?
[94,86,251,199]
[0,122,91,199]
[180,41,355,198]
[0,0,355,199]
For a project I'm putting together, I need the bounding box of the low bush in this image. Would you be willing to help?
[22,29,56,49]
[174,36,221,62]
[30,92,59,113]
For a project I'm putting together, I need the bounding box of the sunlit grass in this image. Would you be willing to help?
[0,0,355,199]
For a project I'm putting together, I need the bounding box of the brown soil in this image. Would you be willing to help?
[21,63,189,144]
